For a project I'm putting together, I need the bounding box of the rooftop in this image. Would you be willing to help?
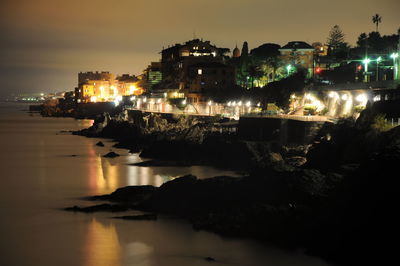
[280,41,314,50]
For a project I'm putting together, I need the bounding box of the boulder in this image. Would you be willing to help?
[96,141,105,147]
[103,151,120,158]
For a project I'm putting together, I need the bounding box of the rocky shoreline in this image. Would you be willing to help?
[73,110,309,171]
[67,108,400,265]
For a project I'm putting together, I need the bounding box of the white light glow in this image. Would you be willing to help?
[356,94,367,103]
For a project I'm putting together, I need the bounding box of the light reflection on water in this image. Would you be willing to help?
[0,103,331,266]
[84,219,121,266]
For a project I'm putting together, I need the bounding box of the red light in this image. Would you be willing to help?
[316,67,321,74]
[357,65,363,71]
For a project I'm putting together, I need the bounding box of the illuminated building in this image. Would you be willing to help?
[279,41,315,77]
[160,39,229,83]
[159,39,233,102]
[75,72,143,103]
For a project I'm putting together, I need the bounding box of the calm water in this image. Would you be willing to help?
[0,102,331,266]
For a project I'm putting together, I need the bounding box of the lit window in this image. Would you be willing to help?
[373,95,381,102]
[198,69,202,75]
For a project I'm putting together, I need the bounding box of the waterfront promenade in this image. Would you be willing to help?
[125,100,330,122]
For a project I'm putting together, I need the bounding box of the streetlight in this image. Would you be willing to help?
[376,56,382,81]
[363,58,371,82]
[286,65,292,76]
[390,53,399,80]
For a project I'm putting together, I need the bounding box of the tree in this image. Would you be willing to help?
[327,25,345,51]
[326,25,348,59]
[372,14,382,32]
[357,33,368,48]
[250,43,281,83]
[247,63,264,89]
[241,41,249,57]
[250,43,281,58]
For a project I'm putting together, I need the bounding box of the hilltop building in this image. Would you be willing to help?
[279,41,315,77]
[159,39,234,102]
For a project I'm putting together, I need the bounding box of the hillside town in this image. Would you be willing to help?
[29,24,400,123]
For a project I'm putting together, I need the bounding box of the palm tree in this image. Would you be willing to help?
[372,14,382,32]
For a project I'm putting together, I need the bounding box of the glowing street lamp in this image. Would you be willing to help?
[363,58,371,82]
[286,65,293,76]
[376,56,382,81]
[390,53,399,80]
[208,100,212,115]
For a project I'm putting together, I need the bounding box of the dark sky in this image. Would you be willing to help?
[0,0,399,96]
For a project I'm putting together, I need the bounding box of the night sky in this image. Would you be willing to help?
[0,0,399,96]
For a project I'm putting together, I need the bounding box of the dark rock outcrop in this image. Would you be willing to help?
[96,141,105,147]
[112,214,157,220]
[103,151,120,158]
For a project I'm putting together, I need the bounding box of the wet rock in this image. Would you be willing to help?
[132,160,193,167]
[103,151,120,158]
[204,257,215,262]
[112,214,157,220]
[96,141,105,147]
[91,185,156,203]
[64,203,130,213]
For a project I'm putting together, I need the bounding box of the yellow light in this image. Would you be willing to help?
[129,85,137,95]
[110,85,117,96]
[305,93,313,101]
